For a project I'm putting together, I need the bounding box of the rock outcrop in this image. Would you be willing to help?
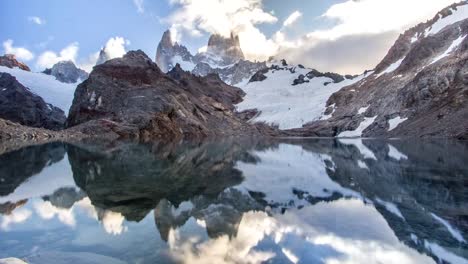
[43,61,88,83]
[0,54,30,71]
[67,50,270,140]
[0,72,66,130]
[294,2,468,139]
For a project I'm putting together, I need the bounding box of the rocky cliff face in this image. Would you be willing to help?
[155,30,266,86]
[0,54,30,71]
[295,2,468,139]
[67,50,271,140]
[43,60,88,83]
[0,72,66,130]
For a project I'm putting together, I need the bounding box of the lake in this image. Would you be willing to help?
[0,138,467,264]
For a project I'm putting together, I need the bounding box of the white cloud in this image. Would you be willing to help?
[133,0,144,13]
[310,0,460,40]
[3,39,35,61]
[283,11,302,27]
[36,42,79,69]
[102,37,130,59]
[28,16,46,25]
[166,0,278,61]
[34,200,76,227]
[1,208,32,231]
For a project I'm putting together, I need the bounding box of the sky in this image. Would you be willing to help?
[0,0,461,74]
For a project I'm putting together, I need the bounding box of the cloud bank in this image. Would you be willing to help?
[3,39,35,61]
[165,0,461,73]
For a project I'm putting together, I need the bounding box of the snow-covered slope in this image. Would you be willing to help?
[0,66,77,115]
[293,1,468,138]
[236,62,366,129]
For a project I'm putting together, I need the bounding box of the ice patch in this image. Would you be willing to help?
[388,144,408,160]
[339,139,377,160]
[337,116,377,138]
[0,66,76,115]
[430,35,466,65]
[375,198,405,220]
[431,213,466,243]
[425,5,468,36]
[388,116,408,131]
[376,58,404,77]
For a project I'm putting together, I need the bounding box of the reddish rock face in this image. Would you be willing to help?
[67,50,270,140]
[0,54,31,71]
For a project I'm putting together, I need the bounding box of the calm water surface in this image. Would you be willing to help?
[0,139,467,264]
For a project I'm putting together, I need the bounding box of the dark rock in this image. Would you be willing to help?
[306,69,345,83]
[0,54,30,71]
[67,50,268,140]
[0,72,66,130]
[249,68,269,83]
[42,61,88,83]
[281,59,288,66]
[292,74,310,86]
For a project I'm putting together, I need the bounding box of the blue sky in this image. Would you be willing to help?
[0,0,459,73]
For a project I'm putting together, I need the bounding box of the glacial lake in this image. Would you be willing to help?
[0,139,467,264]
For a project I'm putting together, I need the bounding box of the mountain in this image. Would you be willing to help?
[0,54,30,71]
[155,30,266,86]
[96,48,112,65]
[0,65,78,116]
[285,1,468,139]
[236,59,365,129]
[67,50,274,140]
[43,60,88,83]
[0,73,66,130]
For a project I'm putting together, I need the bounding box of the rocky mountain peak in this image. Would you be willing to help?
[43,60,88,83]
[206,32,244,63]
[0,54,31,71]
[155,30,193,73]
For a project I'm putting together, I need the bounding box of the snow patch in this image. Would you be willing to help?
[431,213,466,243]
[425,5,468,36]
[388,144,408,160]
[424,241,468,264]
[339,139,377,160]
[376,58,404,77]
[236,67,365,129]
[375,198,405,220]
[430,35,466,65]
[337,116,377,138]
[388,116,408,131]
[358,106,369,115]
[0,66,76,115]
[357,160,369,170]
[172,55,196,71]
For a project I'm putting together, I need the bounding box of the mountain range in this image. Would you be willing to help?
[0,1,467,140]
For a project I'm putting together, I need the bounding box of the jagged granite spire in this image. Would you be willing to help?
[155,30,193,73]
[206,32,244,64]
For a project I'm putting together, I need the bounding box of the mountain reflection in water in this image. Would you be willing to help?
[0,139,467,264]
